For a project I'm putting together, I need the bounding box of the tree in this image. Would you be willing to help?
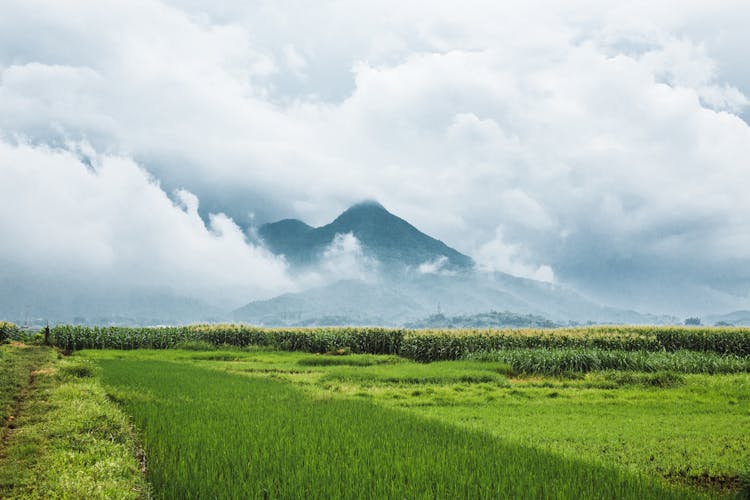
[684,317,701,326]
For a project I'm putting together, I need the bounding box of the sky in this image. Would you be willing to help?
[1,0,749,316]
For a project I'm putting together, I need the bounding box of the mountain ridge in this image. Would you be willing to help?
[240,201,681,327]
[258,200,474,271]
[233,273,678,327]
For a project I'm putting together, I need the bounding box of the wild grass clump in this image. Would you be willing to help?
[738,470,750,500]
[601,371,686,388]
[319,361,510,386]
[57,360,98,379]
[174,340,216,351]
[297,354,402,367]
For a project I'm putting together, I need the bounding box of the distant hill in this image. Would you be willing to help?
[233,273,677,327]
[705,310,750,326]
[233,280,420,326]
[239,200,682,327]
[258,200,474,271]
[0,274,223,326]
[405,311,559,329]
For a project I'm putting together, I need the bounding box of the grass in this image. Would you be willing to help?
[79,349,750,496]
[0,343,51,424]
[397,374,750,492]
[0,346,148,499]
[317,359,512,385]
[94,356,691,499]
[5,329,747,497]
[297,353,403,366]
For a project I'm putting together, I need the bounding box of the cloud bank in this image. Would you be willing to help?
[0,139,293,309]
[1,0,749,315]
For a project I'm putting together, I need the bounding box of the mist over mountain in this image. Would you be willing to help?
[237,201,679,326]
[0,195,730,327]
[704,310,750,327]
[259,200,473,273]
[0,272,222,327]
[233,270,677,327]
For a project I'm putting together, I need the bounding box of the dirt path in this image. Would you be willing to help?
[0,345,54,457]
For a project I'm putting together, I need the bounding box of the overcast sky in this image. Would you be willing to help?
[1,0,749,315]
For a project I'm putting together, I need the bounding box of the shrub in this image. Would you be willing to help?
[0,322,20,343]
[644,371,685,388]
[174,340,216,351]
[601,371,685,388]
[58,362,97,379]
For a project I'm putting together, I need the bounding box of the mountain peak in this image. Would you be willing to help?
[349,199,385,210]
[259,202,474,271]
[334,200,394,225]
[335,200,389,220]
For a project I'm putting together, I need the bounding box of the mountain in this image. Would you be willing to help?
[240,200,679,327]
[233,272,677,327]
[258,200,473,271]
[704,310,750,326]
[0,273,223,326]
[233,280,422,326]
[404,311,559,329]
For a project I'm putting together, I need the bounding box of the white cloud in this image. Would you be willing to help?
[0,138,294,308]
[418,256,452,275]
[318,233,379,283]
[476,228,555,283]
[0,0,749,314]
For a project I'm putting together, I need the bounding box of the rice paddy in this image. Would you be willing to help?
[4,325,749,497]
[78,344,750,498]
[93,356,693,499]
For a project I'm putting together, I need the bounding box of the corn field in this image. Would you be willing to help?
[465,348,750,375]
[50,325,404,354]
[49,324,750,362]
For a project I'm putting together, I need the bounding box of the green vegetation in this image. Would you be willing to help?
[465,348,750,374]
[51,325,404,354]
[297,353,403,366]
[80,348,749,496]
[400,326,750,361]
[0,322,20,344]
[8,324,750,497]
[50,324,750,360]
[95,356,689,499]
[0,345,148,499]
[317,359,512,385]
[393,372,749,493]
[404,310,558,329]
[0,343,49,425]
[0,323,45,345]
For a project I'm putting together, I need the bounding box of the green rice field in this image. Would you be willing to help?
[2,325,749,498]
[91,355,689,499]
